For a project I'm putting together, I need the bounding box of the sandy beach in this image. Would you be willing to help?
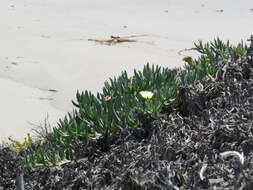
[1,0,253,140]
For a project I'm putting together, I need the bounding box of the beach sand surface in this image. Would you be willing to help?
[1,0,253,140]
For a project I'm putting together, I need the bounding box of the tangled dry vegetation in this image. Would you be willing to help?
[1,41,253,190]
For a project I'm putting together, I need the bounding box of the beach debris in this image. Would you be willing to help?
[216,9,224,13]
[10,62,18,65]
[39,97,54,100]
[47,89,58,92]
[88,34,148,45]
[39,88,58,92]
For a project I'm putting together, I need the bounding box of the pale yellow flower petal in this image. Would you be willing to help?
[139,91,154,99]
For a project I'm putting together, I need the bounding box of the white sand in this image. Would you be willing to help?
[1,0,253,140]
[0,78,65,141]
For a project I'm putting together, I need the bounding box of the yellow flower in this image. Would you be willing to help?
[139,91,154,99]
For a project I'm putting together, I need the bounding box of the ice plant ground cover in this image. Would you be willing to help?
[4,38,248,167]
[1,36,253,189]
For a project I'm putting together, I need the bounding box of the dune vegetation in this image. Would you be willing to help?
[3,38,247,168]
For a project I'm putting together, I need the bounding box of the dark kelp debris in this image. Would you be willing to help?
[88,34,148,46]
[1,44,253,190]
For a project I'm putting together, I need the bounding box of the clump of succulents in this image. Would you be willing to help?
[17,38,248,167]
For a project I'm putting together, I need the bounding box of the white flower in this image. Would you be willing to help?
[139,91,154,99]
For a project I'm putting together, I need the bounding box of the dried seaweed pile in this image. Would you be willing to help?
[1,54,253,189]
